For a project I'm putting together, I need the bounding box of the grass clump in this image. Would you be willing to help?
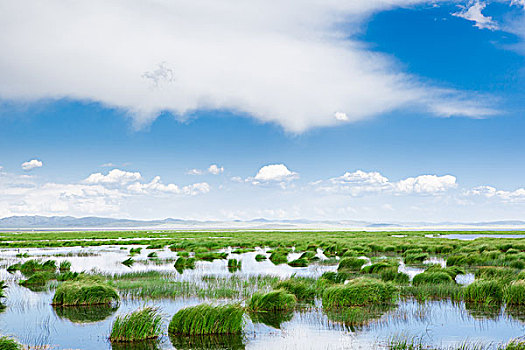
[412,271,454,286]
[255,254,267,261]
[174,257,196,273]
[168,304,244,335]
[361,260,398,274]
[247,289,297,311]
[338,257,367,271]
[19,271,55,288]
[129,247,142,255]
[288,258,309,267]
[464,279,503,304]
[195,252,228,261]
[0,336,22,350]
[52,278,119,306]
[380,268,410,285]
[274,278,316,301]
[227,259,242,272]
[110,307,162,342]
[122,258,134,267]
[504,280,525,305]
[59,260,72,272]
[269,251,288,265]
[322,277,398,308]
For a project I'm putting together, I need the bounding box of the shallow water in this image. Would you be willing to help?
[0,246,523,349]
[439,234,525,240]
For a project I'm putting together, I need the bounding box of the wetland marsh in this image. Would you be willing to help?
[0,230,525,349]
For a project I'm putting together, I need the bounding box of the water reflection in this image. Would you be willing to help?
[54,304,119,323]
[169,334,245,350]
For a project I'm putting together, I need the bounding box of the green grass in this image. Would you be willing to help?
[248,309,293,329]
[274,278,316,301]
[361,260,398,274]
[122,258,134,267]
[288,258,309,267]
[404,252,429,264]
[0,281,7,301]
[174,257,196,273]
[59,260,72,272]
[504,280,525,305]
[269,251,288,265]
[322,277,398,308]
[52,278,119,306]
[255,254,267,261]
[247,289,297,311]
[380,268,410,285]
[464,280,503,304]
[19,271,56,287]
[168,304,244,335]
[0,336,22,350]
[110,307,163,342]
[412,271,454,286]
[195,252,228,261]
[7,259,57,276]
[338,257,367,271]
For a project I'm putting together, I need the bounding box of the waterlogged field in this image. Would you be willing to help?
[0,230,525,349]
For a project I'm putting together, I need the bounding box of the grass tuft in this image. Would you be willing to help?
[322,277,398,308]
[168,304,244,335]
[110,307,163,342]
[52,278,119,306]
[247,289,297,311]
[0,336,22,350]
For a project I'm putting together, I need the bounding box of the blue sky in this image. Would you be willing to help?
[0,0,524,222]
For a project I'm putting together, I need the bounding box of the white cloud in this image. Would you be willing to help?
[208,164,224,175]
[334,112,349,122]
[187,169,203,176]
[394,174,457,194]
[0,0,495,133]
[467,185,525,202]
[453,1,498,30]
[85,169,141,185]
[316,170,456,196]
[253,164,298,183]
[21,159,43,171]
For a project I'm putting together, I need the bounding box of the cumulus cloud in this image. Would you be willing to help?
[208,164,224,175]
[253,164,298,183]
[21,159,43,171]
[0,0,496,132]
[187,169,203,176]
[453,1,498,30]
[85,169,141,185]
[466,185,525,202]
[316,170,456,196]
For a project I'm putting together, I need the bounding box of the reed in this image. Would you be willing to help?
[504,280,525,305]
[464,280,503,304]
[322,277,397,308]
[337,257,367,271]
[247,289,297,311]
[168,304,244,335]
[0,336,22,350]
[412,271,454,285]
[110,307,162,342]
[52,278,119,306]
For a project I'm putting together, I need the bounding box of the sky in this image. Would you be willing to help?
[0,0,525,222]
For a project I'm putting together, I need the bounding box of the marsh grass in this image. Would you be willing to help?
[195,252,228,261]
[255,254,267,261]
[227,259,242,272]
[0,336,22,350]
[19,271,55,288]
[412,272,454,286]
[174,257,196,274]
[322,277,398,308]
[110,307,162,342]
[269,251,288,265]
[464,280,503,304]
[122,258,134,267]
[247,289,297,311]
[59,260,71,272]
[337,257,367,271]
[288,258,309,267]
[274,278,316,301]
[52,278,119,306]
[168,304,244,335]
[504,280,525,305]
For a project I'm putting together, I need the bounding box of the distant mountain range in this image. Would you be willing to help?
[1,215,525,230]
